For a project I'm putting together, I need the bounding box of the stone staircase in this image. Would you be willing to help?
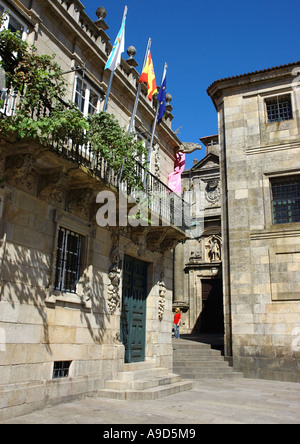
[173,337,243,380]
[98,360,193,400]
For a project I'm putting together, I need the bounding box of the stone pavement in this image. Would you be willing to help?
[2,377,300,424]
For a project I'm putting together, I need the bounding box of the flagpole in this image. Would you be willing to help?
[103,71,114,112]
[142,63,168,187]
[128,37,152,135]
[148,63,167,165]
[103,5,128,112]
[119,38,152,187]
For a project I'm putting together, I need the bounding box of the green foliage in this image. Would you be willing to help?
[88,113,147,187]
[0,14,148,188]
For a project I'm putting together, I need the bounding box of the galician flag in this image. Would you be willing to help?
[139,51,158,101]
[105,15,126,71]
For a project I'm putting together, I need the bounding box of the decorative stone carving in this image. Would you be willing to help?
[39,172,67,206]
[67,188,93,220]
[208,235,222,262]
[158,271,166,321]
[131,226,150,257]
[205,179,221,205]
[189,250,202,263]
[153,144,161,179]
[177,142,202,154]
[147,229,166,252]
[161,237,180,253]
[107,230,122,315]
[5,154,36,193]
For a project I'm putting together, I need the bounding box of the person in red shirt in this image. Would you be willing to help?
[173,308,181,339]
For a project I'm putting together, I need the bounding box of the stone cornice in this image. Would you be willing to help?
[207,62,300,110]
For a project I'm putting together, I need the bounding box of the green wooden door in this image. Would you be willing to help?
[120,255,148,363]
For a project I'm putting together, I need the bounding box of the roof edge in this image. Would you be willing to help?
[207,61,300,96]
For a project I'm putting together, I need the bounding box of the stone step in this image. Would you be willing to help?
[173,342,212,350]
[173,359,231,368]
[173,350,224,359]
[106,373,182,391]
[174,364,237,373]
[122,361,157,372]
[172,337,244,381]
[116,367,169,382]
[97,380,193,401]
[97,359,193,401]
[173,371,243,380]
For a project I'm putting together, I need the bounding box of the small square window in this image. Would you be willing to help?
[271,176,300,224]
[53,361,72,379]
[265,95,293,123]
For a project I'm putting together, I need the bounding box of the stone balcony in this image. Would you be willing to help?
[0,93,190,253]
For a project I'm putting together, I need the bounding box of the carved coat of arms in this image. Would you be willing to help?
[205,180,221,204]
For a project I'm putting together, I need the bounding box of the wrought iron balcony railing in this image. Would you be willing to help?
[0,90,190,232]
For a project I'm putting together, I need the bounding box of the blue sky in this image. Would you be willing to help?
[84,0,300,169]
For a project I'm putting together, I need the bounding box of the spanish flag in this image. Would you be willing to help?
[139,51,158,101]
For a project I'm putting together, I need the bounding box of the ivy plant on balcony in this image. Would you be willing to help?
[0,15,147,189]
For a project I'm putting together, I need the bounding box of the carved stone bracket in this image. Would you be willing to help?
[39,171,68,206]
[5,153,37,193]
[67,188,93,220]
[130,226,150,257]
[147,229,167,253]
[161,236,181,253]
[177,142,202,154]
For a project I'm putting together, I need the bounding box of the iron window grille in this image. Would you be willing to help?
[53,361,72,379]
[265,95,293,123]
[271,176,300,224]
[54,227,82,293]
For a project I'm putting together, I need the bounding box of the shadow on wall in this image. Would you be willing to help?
[0,240,109,356]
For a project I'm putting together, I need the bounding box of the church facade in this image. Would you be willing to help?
[174,136,223,336]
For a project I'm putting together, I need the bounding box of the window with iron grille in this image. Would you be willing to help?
[53,361,72,379]
[265,94,293,123]
[54,227,82,293]
[271,176,300,224]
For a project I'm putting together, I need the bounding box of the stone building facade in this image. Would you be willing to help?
[0,0,189,419]
[208,62,300,382]
[174,136,223,335]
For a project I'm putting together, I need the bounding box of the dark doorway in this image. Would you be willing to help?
[194,279,224,334]
[120,255,148,363]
